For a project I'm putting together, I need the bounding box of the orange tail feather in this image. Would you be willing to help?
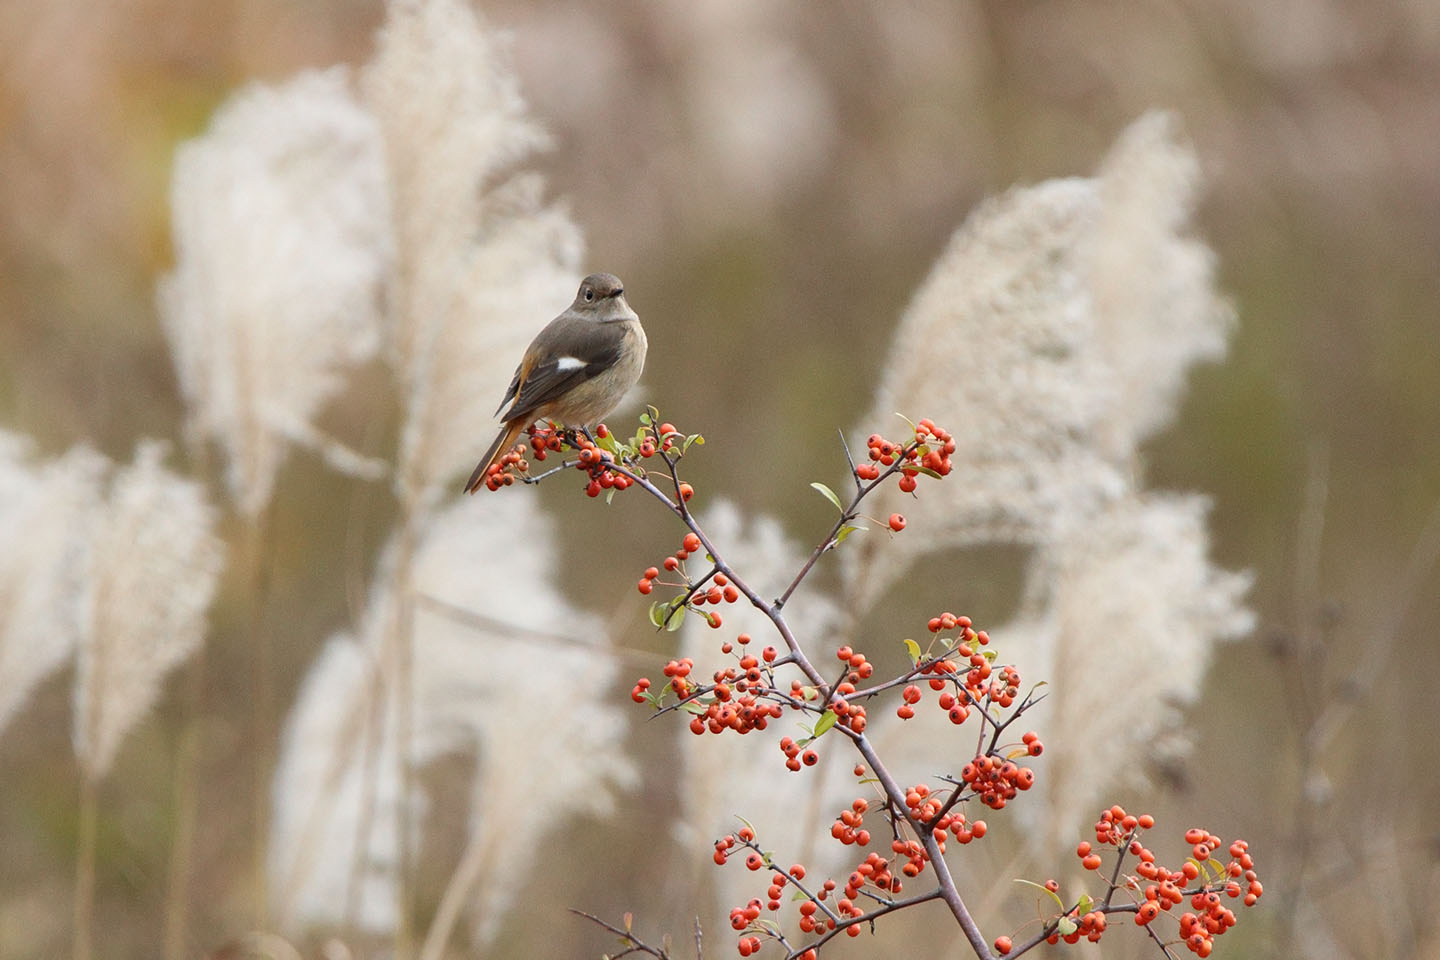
[463,421,525,494]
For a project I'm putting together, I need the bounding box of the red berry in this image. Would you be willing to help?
[888,513,906,532]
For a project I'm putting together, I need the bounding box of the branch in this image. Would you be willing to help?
[571,910,673,960]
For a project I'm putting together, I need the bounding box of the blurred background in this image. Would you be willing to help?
[1,0,1438,958]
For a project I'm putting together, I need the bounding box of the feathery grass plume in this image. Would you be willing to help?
[844,112,1232,613]
[72,441,225,780]
[1085,111,1234,461]
[0,434,106,739]
[997,494,1251,851]
[159,67,391,518]
[674,502,842,922]
[270,493,635,946]
[268,631,401,931]
[363,0,582,511]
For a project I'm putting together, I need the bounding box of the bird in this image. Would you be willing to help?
[464,272,647,494]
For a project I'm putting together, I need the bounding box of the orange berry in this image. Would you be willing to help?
[683,533,702,553]
[637,578,653,595]
[888,513,906,532]
[995,936,1013,955]
[679,482,695,501]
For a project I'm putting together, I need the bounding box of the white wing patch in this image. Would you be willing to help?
[554,356,586,372]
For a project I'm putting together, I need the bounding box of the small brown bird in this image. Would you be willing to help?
[464,273,647,493]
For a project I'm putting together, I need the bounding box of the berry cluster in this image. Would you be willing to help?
[958,754,1037,810]
[894,614,1036,741]
[993,807,1262,956]
[636,532,741,630]
[475,422,635,495]
[1092,811,1261,957]
[853,418,955,492]
[717,786,993,960]
[474,410,704,497]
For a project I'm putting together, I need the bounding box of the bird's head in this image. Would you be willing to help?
[574,273,636,322]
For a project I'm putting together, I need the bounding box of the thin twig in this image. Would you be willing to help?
[570,910,672,959]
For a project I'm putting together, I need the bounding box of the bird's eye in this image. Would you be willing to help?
[584,290,594,301]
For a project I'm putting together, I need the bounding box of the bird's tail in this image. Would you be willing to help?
[463,421,525,494]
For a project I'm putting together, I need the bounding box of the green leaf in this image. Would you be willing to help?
[812,709,838,738]
[903,638,922,665]
[1075,893,1093,915]
[648,601,666,628]
[666,605,686,632]
[799,685,819,702]
[735,814,756,835]
[1056,916,1077,936]
[981,649,997,662]
[1013,879,1065,910]
[1006,748,1029,760]
[684,434,705,452]
[682,701,707,715]
[597,431,620,455]
[912,465,945,480]
[810,481,844,514]
[835,523,864,544]
[605,487,616,505]
[639,411,652,426]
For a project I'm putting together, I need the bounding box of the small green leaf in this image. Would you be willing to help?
[913,465,945,480]
[810,481,844,514]
[1013,878,1065,910]
[813,709,838,738]
[648,601,666,628]
[682,701,707,715]
[1075,893,1094,914]
[597,431,620,455]
[605,487,616,505]
[1057,916,1078,936]
[799,685,818,701]
[835,523,864,544]
[684,434,705,451]
[981,649,997,662]
[639,411,652,426]
[666,605,686,632]
[903,638,922,665]
[1006,748,1028,760]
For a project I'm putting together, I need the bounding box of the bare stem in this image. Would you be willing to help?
[73,772,98,960]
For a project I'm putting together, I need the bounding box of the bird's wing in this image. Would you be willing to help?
[493,364,523,418]
[500,315,625,424]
